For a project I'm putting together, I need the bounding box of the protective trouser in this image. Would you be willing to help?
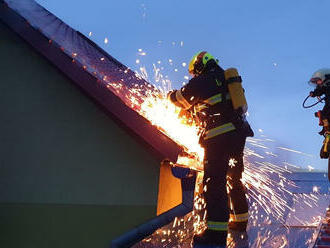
[202,131,248,232]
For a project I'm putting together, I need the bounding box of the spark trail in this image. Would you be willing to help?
[73,47,324,246]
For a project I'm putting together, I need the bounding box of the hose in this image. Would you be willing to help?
[302,95,325,109]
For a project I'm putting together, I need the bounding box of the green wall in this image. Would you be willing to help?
[0,204,155,248]
[0,21,160,247]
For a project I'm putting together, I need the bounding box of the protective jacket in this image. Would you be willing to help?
[311,83,330,160]
[168,61,253,142]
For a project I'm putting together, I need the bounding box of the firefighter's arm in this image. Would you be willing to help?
[310,85,325,97]
[167,79,200,110]
[167,90,186,108]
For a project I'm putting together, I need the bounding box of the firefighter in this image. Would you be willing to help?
[308,69,330,180]
[168,51,253,247]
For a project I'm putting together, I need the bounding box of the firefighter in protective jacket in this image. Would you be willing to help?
[309,68,330,159]
[308,69,330,182]
[168,51,254,246]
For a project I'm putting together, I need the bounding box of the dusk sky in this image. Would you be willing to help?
[36,0,330,171]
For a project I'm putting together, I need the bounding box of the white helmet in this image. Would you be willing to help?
[309,68,330,86]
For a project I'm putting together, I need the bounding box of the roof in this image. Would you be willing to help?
[0,0,183,162]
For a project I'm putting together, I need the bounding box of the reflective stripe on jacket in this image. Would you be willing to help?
[207,221,228,231]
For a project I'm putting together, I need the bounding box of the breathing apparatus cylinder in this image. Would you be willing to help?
[225,68,248,113]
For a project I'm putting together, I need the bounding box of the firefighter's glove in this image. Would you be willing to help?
[167,90,174,100]
[310,91,315,97]
[319,127,326,136]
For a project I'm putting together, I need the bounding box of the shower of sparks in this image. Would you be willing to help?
[139,94,204,160]
[67,49,325,247]
[137,66,148,81]
[138,48,146,56]
[125,60,323,230]
[277,146,314,158]
[134,144,325,248]
[127,63,323,247]
[283,162,301,170]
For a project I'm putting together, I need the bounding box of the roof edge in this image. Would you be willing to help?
[0,0,183,162]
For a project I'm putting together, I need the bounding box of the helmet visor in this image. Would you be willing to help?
[308,77,322,87]
[188,61,195,75]
[188,54,199,75]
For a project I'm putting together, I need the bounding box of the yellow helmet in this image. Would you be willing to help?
[188,51,218,76]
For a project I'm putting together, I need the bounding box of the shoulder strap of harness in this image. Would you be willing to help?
[226,76,242,84]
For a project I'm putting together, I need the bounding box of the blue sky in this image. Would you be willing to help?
[36,0,330,170]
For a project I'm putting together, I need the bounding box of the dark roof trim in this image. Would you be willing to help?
[0,1,183,161]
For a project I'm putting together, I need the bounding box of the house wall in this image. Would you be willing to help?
[0,21,160,247]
